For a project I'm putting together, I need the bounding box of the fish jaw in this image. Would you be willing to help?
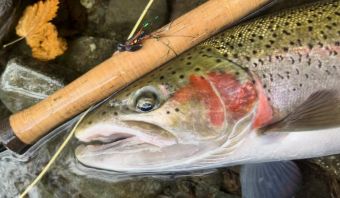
[75,139,216,172]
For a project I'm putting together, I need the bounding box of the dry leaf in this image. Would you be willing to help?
[16,0,67,61]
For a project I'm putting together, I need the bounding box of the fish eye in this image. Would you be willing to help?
[136,96,156,112]
[130,86,162,113]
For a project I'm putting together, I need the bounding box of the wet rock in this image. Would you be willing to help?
[295,161,332,198]
[159,170,239,198]
[55,0,88,37]
[310,155,340,180]
[0,101,10,120]
[221,168,241,195]
[0,0,22,46]
[58,36,118,74]
[82,0,168,41]
[169,0,207,20]
[0,58,77,112]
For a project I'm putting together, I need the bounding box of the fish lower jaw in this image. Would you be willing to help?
[75,123,176,147]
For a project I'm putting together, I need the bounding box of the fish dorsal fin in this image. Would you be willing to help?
[240,161,302,198]
[261,90,340,132]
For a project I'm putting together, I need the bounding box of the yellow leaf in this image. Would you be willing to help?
[16,0,67,61]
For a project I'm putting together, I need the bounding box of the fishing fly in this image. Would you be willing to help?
[117,18,181,56]
[117,22,152,52]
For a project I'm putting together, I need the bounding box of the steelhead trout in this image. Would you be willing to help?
[74,1,340,196]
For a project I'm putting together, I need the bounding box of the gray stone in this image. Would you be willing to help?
[58,36,118,74]
[0,101,10,120]
[82,0,168,41]
[0,58,77,112]
[169,0,207,20]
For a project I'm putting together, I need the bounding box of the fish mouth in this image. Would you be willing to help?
[74,121,206,172]
[75,121,178,147]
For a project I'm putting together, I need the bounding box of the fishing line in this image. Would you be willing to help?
[19,107,93,198]
[127,0,154,40]
[19,2,157,196]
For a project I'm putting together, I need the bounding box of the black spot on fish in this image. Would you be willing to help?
[308,43,313,50]
[166,111,170,114]
[296,22,302,26]
[172,71,176,75]
[160,76,164,80]
[179,75,185,79]
[283,30,291,35]
[283,47,289,52]
[101,111,107,115]
[223,53,229,58]
[318,60,322,68]
[206,48,212,52]
[186,62,192,66]
[187,56,192,60]
[88,121,92,125]
[114,112,118,116]
[265,44,271,49]
[277,74,284,80]
[175,108,180,112]
[195,68,201,72]
[308,26,313,32]
[216,59,222,63]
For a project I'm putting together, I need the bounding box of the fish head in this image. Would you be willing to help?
[74,48,261,172]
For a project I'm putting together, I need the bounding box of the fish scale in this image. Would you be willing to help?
[202,0,340,120]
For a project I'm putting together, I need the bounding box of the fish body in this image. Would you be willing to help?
[74,0,340,175]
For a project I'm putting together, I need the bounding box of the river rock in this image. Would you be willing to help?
[81,0,168,41]
[0,101,10,120]
[169,0,207,20]
[0,58,77,112]
[58,36,118,74]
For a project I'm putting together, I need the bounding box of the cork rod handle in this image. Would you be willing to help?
[1,0,270,152]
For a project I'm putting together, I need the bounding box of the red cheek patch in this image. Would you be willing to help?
[172,71,262,127]
[207,72,257,119]
[173,75,225,126]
